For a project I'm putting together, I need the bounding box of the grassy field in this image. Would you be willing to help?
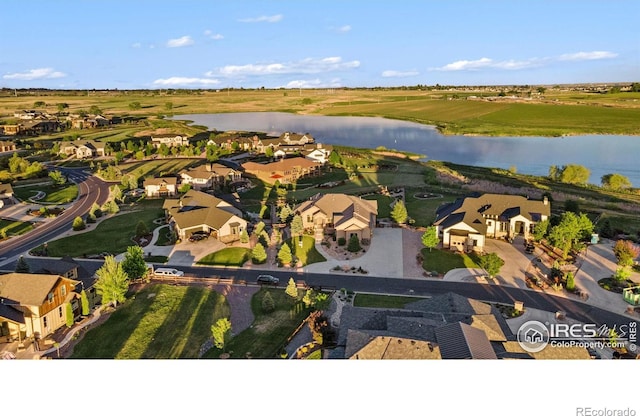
[289,235,326,266]
[118,158,201,178]
[0,219,34,237]
[71,284,230,359]
[197,247,250,266]
[39,200,164,256]
[3,88,640,138]
[421,249,481,274]
[353,293,428,308]
[202,288,309,359]
[12,182,78,204]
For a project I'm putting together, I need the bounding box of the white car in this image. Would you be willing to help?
[153,268,184,277]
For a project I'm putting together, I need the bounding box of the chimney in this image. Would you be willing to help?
[543,196,548,205]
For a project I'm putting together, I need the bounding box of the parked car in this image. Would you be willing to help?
[257,274,279,285]
[154,268,184,277]
[189,232,209,242]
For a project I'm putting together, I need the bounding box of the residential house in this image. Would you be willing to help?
[13,110,45,120]
[294,193,378,242]
[17,120,61,136]
[0,273,80,341]
[179,163,242,191]
[143,177,178,197]
[303,143,332,164]
[0,125,21,136]
[162,189,247,242]
[151,134,189,149]
[207,134,259,152]
[278,132,314,145]
[0,141,17,153]
[434,193,550,252]
[0,183,15,208]
[59,140,106,159]
[241,157,320,185]
[70,114,110,129]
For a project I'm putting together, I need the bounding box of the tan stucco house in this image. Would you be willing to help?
[143,177,178,198]
[295,193,378,242]
[242,157,319,185]
[163,189,246,242]
[434,193,550,251]
[179,163,242,191]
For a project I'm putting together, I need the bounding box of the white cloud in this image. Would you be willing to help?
[285,78,342,88]
[209,57,360,77]
[153,77,220,86]
[238,14,283,23]
[204,30,224,40]
[382,70,420,78]
[166,35,194,48]
[3,68,66,80]
[558,51,618,61]
[131,42,142,48]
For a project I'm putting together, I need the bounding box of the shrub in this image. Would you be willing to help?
[565,272,575,291]
[347,235,361,252]
[72,216,86,231]
[337,237,346,246]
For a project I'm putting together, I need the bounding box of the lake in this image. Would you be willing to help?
[172,112,640,186]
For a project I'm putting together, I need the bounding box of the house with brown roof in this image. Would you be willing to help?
[143,177,178,198]
[179,163,242,191]
[0,273,80,341]
[151,134,189,148]
[241,157,320,185]
[434,193,550,251]
[59,140,106,159]
[0,141,17,153]
[163,189,247,242]
[295,193,378,242]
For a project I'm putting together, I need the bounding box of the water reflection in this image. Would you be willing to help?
[172,112,639,186]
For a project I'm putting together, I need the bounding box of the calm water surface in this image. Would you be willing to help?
[172,112,640,186]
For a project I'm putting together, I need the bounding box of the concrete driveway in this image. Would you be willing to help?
[482,236,534,289]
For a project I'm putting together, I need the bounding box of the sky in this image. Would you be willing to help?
[1,0,638,89]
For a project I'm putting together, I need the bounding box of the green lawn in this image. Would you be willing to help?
[12,183,79,204]
[203,288,310,359]
[421,248,481,274]
[197,247,251,266]
[0,219,34,237]
[288,235,326,266]
[362,194,394,218]
[353,293,428,308]
[71,284,230,358]
[39,201,164,256]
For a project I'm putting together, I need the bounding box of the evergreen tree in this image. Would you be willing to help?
[211,318,232,352]
[65,302,74,328]
[277,243,293,265]
[135,220,149,237]
[291,214,304,242]
[261,291,275,313]
[565,272,576,291]
[347,234,361,252]
[80,290,90,316]
[285,277,298,300]
[240,229,249,244]
[95,256,129,307]
[252,243,267,264]
[15,256,30,273]
[72,216,86,231]
[390,200,408,224]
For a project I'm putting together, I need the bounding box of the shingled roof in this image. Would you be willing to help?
[0,273,78,306]
[164,189,239,230]
[435,321,498,359]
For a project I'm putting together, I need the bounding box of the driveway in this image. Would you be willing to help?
[482,236,534,289]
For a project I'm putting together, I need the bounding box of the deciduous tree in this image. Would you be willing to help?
[95,256,129,307]
[72,216,86,231]
[613,240,640,267]
[479,252,505,278]
[291,214,303,242]
[421,226,440,251]
[211,318,232,351]
[601,173,632,191]
[121,245,149,280]
[391,200,408,224]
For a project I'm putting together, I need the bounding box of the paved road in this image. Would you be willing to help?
[0,168,111,265]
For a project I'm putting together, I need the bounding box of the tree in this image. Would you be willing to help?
[15,256,30,273]
[347,234,361,252]
[278,204,292,223]
[278,243,293,265]
[285,277,298,300]
[135,220,149,238]
[72,216,86,231]
[240,229,249,244]
[479,252,504,278]
[264,146,274,158]
[211,318,232,351]
[613,240,640,267]
[532,219,549,242]
[129,102,141,110]
[252,243,267,264]
[601,173,632,191]
[178,183,192,193]
[547,212,594,259]
[65,302,74,328]
[421,226,440,251]
[56,102,69,112]
[565,272,575,291]
[121,245,149,280]
[613,266,631,282]
[90,202,103,218]
[291,214,303,242]
[89,105,102,115]
[102,199,119,214]
[390,200,408,224]
[261,291,275,313]
[80,289,90,316]
[48,170,67,186]
[95,256,129,307]
[328,150,342,166]
[164,102,173,111]
[559,164,591,185]
[110,184,123,203]
[564,199,580,214]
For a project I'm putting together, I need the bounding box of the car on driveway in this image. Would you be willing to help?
[257,274,279,285]
[189,232,209,242]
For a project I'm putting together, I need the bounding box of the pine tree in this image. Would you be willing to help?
[80,289,90,316]
[390,200,408,224]
[261,291,275,313]
[240,229,249,244]
[285,277,298,300]
[65,302,74,328]
[15,256,30,273]
[252,243,267,264]
[291,214,304,241]
[135,221,149,238]
[277,243,293,265]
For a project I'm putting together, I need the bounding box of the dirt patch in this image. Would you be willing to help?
[252,310,290,334]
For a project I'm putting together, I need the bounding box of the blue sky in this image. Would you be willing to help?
[1,1,637,89]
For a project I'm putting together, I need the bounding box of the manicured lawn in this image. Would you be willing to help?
[12,183,78,204]
[421,248,481,274]
[71,284,230,358]
[353,293,427,308]
[0,219,34,237]
[362,194,394,218]
[202,288,310,359]
[197,247,251,266]
[154,225,174,246]
[288,235,326,266]
[40,201,164,257]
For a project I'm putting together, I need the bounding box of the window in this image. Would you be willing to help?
[307,215,313,223]
[61,285,67,297]
[487,221,493,227]
[43,316,48,328]
[48,292,54,304]
[59,307,63,318]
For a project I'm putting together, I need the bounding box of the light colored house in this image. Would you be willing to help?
[0,141,17,153]
[434,193,550,252]
[179,163,242,191]
[304,143,332,164]
[295,193,378,242]
[151,134,189,148]
[0,183,14,208]
[0,273,80,341]
[143,177,178,197]
[59,140,106,158]
[163,189,246,242]
[241,157,320,185]
[70,114,110,129]
[279,132,314,145]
